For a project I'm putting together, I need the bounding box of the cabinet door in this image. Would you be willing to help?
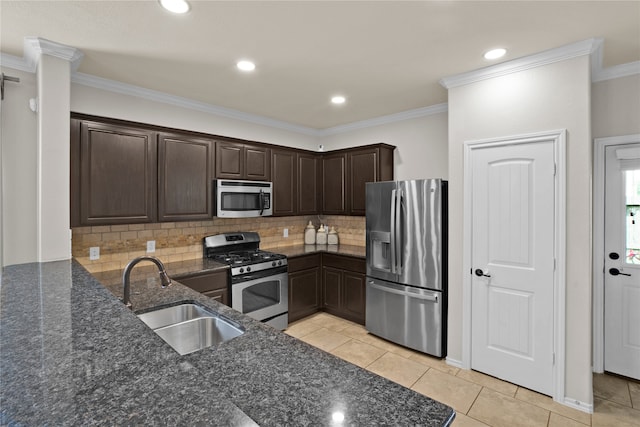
[202,288,229,306]
[298,153,321,215]
[289,267,321,322]
[175,270,229,306]
[272,149,297,216]
[322,266,342,312]
[215,141,244,179]
[322,153,347,214]
[158,133,213,221]
[245,144,271,181]
[78,121,157,225]
[348,148,379,216]
[342,271,366,324]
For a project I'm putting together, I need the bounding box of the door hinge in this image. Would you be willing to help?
[553,163,557,176]
[553,353,556,365]
[554,258,556,271]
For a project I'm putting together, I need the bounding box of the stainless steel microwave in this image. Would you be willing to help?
[214,179,273,218]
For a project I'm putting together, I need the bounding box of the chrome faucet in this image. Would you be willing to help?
[122,256,172,309]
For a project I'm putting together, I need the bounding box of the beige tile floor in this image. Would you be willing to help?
[285,312,640,427]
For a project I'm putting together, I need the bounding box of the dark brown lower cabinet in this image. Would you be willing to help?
[288,252,366,325]
[288,254,322,322]
[174,270,229,306]
[321,254,366,325]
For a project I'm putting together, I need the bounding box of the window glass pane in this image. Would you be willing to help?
[625,169,640,264]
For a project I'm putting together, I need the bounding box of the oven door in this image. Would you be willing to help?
[215,179,272,218]
[231,270,288,329]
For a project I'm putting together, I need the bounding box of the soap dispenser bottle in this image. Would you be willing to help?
[304,221,316,244]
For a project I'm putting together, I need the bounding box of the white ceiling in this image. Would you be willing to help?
[2,1,639,130]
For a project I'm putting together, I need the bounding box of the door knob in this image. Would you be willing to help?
[474,269,491,278]
[609,268,631,277]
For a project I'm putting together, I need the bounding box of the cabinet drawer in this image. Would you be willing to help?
[288,254,321,272]
[322,253,365,273]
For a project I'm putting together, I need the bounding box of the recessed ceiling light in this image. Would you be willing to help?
[159,0,190,14]
[237,60,256,72]
[484,48,507,60]
[331,95,346,105]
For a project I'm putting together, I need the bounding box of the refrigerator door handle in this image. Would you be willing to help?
[395,189,403,275]
[390,189,397,274]
[368,281,438,303]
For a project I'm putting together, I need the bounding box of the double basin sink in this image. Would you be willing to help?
[137,303,244,355]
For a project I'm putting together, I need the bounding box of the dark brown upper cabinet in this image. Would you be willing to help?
[215,140,271,181]
[71,114,394,226]
[348,145,394,216]
[322,144,394,216]
[72,119,157,226]
[158,133,214,222]
[272,149,321,217]
[321,152,347,214]
[297,152,321,215]
[271,149,297,216]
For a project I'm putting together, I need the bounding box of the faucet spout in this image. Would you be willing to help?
[122,256,172,309]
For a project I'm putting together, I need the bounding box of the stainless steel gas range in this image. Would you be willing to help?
[203,232,288,330]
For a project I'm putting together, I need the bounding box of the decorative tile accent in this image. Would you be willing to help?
[72,215,365,272]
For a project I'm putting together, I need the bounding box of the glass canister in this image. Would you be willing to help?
[304,221,316,244]
[316,224,327,245]
[328,226,339,245]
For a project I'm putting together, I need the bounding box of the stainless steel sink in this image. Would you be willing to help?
[137,303,215,329]
[137,303,244,355]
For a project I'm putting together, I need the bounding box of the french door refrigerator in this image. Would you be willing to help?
[366,179,447,357]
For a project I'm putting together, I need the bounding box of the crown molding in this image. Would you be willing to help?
[593,61,640,82]
[71,72,320,136]
[0,52,34,73]
[24,37,84,71]
[319,103,448,136]
[440,38,602,89]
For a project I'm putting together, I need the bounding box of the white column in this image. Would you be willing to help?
[25,38,83,262]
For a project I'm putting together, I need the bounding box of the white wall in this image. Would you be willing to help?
[0,67,38,266]
[320,113,448,181]
[592,74,640,138]
[37,54,72,262]
[447,56,593,405]
[71,84,320,149]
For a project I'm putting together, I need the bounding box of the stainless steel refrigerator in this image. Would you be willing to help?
[366,179,447,357]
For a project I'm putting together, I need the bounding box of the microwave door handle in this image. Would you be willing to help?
[259,190,265,215]
[390,189,397,274]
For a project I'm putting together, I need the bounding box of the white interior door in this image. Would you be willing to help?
[604,143,640,380]
[470,140,556,396]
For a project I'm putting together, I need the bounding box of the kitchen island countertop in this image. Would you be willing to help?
[1,259,454,426]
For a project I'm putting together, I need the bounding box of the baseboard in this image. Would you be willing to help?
[560,397,593,414]
[445,357,463,369]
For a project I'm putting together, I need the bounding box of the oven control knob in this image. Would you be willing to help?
[239,268,244,273]
[246,266,251,272]
[277,260,282,266]
[272,261,276,267]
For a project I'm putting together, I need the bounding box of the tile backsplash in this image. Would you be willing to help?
[73,215,365,273]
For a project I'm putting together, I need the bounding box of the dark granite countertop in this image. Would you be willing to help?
[275,244,366,259]
[1,259,455,426]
